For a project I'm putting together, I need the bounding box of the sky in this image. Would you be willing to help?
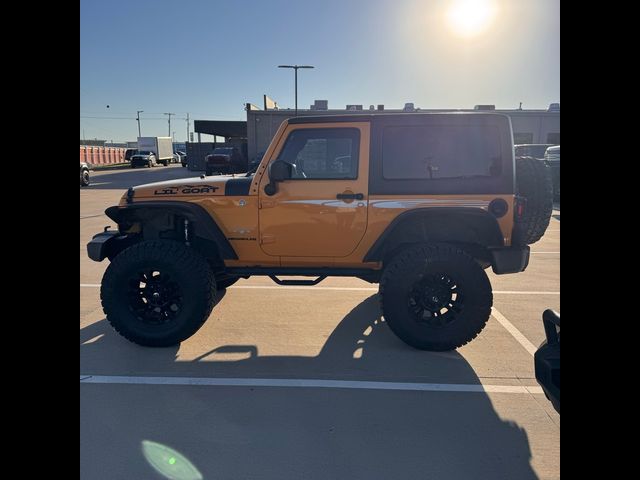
[80,0,559,143]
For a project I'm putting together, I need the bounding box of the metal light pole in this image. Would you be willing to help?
[278,65,314,116]
[186,113,190,143]
[136,110,144,137]
[164,112,175,137]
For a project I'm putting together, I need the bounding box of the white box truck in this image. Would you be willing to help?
[137,137,173,166]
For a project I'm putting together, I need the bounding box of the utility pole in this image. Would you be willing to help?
[136,110,144,137]
[186,113,190,142]
[164,113,175,137]
[277,65,315,116]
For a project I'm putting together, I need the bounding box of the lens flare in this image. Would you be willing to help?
[446,0,498,38]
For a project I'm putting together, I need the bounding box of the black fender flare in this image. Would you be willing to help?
[363,207,505,262]
[105,201,237,259]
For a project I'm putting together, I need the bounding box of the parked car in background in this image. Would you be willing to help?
[130,151,158,168]
[544,146,560,201]
[176,151,187,167]
[205,147,247,175]
[172,152,180,164]
[124,148,138,162]
[514,144,554,160]
[80,162,91,187]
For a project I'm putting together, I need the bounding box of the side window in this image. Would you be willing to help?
[382,125,502,180]
[278,128,360,179]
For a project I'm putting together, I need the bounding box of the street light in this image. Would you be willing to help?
[136,110,144,137]
[277,65,314,116]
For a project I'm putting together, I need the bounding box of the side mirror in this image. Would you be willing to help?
[264,160,291,196]
[269,160,291,182]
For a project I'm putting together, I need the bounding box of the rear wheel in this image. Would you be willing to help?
[379,244,493,351]
[215,275,240,290]
[101,240,217,347]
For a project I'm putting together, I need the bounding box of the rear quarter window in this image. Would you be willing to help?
[382,125,502,180]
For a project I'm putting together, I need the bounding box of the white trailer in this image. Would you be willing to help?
[137,137,173,166]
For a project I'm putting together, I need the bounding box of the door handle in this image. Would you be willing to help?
[336,193,364,200]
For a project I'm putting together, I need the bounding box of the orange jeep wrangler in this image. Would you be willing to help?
[87,113,553,351]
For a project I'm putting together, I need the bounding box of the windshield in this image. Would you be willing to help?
[138,151,153,155]
[213,148,234,155]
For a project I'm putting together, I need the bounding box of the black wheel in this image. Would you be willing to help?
[215,275,240,290]
[379,244,493,351]
[162,160,168,166]
[513,156,553,245]
[80,169,90,187]
[101,240,217,347]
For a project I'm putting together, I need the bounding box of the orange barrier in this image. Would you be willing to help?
[80,146,127,165]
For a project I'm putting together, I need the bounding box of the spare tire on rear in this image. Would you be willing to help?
[512,156,554,245]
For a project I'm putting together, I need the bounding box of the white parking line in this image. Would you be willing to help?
[79,375,543,394]
[80,284,559,295]
[491,307,538,356]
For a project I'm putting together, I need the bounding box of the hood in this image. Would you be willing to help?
[123,174,254,201]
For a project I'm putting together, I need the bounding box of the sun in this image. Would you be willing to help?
[446,0,498,38]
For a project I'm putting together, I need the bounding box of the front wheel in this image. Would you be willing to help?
[101,240,217,347]
[379,244,493,351]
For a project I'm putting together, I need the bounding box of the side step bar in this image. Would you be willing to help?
[269,275,327,286]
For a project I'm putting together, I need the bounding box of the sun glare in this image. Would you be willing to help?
[446,0,498,38]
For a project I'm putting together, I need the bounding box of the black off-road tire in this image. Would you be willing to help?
[513,156,553,245]
[379,244,493,351]
[101,240,217,347]
[215,276,240,290]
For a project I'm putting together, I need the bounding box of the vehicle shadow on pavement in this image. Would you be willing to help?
[81,294,538,480]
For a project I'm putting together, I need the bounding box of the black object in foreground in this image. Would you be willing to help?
[534,309,560,413]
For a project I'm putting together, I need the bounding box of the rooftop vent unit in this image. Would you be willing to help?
[310,99,328,111]
[474,105,496,110]
[346,104,363,111]
[548,103,560,112]
[403,102,415,112]
[377,104,384,111]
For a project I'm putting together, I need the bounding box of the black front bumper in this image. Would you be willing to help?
[87,230,127,262]
[489,245,530,274]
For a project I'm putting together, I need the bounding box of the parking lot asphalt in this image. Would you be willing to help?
[81,164,560,480]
